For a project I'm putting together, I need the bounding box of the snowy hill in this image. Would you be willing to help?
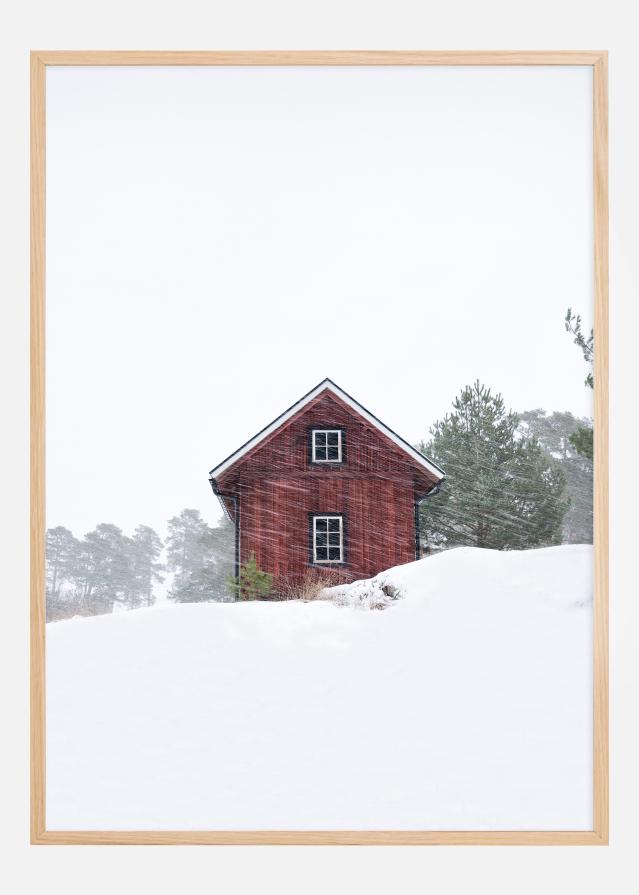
[46,545,593,831]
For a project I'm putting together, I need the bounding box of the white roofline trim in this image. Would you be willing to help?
[209,378,445,482]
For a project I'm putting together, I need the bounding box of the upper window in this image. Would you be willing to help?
[312,429,343,463]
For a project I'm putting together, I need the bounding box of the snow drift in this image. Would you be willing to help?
[46,544,593,831]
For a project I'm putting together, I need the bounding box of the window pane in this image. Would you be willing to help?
[314,445,327,460]
[327,445,339,460]
[313,516,343,563]
[327,431,339,446]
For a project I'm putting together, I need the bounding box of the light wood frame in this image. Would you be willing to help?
[30,50,608,846]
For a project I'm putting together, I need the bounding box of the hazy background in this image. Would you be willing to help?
[46,65,593,537]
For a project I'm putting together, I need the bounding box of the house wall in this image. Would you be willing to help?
[217,391,437,588]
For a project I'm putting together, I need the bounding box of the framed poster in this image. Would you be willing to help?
[31,51,608,845]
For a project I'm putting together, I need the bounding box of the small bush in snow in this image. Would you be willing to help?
[227,553,273,601]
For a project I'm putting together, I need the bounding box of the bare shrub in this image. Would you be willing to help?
[277,568,355,602]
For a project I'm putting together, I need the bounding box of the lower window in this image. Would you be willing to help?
[312,515,344,563]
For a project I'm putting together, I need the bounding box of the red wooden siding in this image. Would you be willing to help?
[215,390,438,588]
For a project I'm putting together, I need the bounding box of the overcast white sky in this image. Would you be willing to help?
[46,65,593,538]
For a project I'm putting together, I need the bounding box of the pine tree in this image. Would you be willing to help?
[228,553,273,601]
[46,526,80,600]
[565,307,594,459]
[565,307,594,388]
[518,409,592,543]
[76,523,134,614]
[127,525,164,608]
[166,509,234,602]
[568,426,593,462]
[419,382,569,551]
[45,526,82,620]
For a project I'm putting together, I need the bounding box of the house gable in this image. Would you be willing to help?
[209,378,444,487]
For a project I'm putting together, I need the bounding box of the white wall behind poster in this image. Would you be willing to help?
[0,2,638,895]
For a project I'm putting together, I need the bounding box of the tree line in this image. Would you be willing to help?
[47,309,593,615]
[47,395,593,621]
[46,510,234,621]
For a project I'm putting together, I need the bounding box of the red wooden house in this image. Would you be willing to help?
[209,379,445,590]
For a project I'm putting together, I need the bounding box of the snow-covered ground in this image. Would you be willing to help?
[46,545,593,830]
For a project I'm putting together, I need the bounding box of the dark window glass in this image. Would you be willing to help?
[313,430,342,462]
[313,516,343,563]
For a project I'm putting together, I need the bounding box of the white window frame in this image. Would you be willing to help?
[312,515,344,564]
[312,429,343,463]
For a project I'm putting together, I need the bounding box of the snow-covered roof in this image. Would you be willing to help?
[209,378,445,482]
